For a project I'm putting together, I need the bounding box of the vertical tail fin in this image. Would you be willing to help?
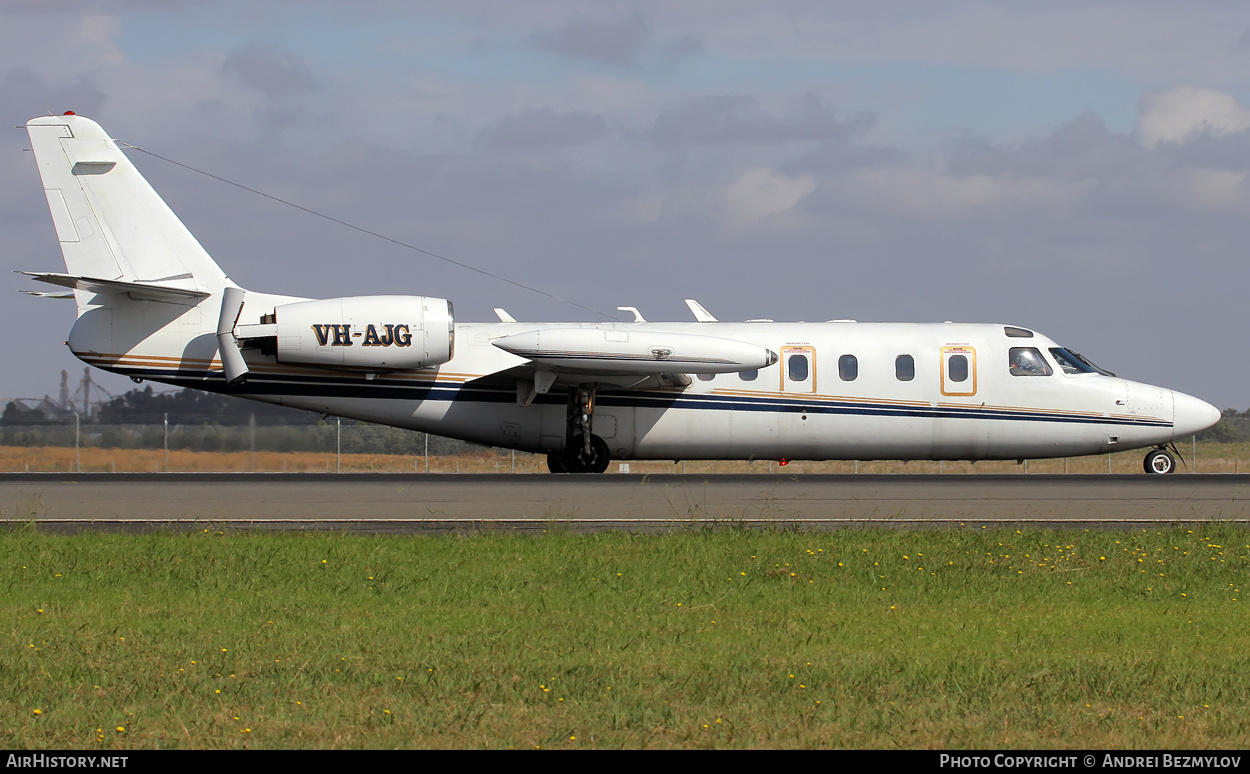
[25,114,232,308]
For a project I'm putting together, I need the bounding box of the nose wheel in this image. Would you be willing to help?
[1144,448,1176,475]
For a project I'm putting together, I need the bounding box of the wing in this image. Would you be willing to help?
[480,327,777,406]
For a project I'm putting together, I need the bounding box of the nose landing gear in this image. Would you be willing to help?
[1143,447,1177,475]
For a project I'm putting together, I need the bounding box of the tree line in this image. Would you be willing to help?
[0,386,480,455]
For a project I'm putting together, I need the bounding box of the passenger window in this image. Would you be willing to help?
[895,354,914,381]
[948,355,968,382]
[788,355,809,382]
[697,373,714,382]
[838,354,857,381]
[1009,347,1053,376]
[739,369,758,381]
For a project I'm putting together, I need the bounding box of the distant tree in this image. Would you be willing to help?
[1,401,55,426]
[95,385,320,425]
[1197,409,1250,443]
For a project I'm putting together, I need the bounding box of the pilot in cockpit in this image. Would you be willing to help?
[1009,347,1051,376]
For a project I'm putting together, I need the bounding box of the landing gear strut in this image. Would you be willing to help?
[1143,447,1176,475]
[546,384,611,474]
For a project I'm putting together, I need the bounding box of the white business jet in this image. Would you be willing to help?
[21,114,1220,474]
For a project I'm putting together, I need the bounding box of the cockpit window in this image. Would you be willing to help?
[1009,347,1053,376]
[1049,347,1115,376]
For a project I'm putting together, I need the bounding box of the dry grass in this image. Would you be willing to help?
[0,442,1245,475]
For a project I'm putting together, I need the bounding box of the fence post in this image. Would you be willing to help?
[164,412,168,472]
[336,416,341,473]
[74,412,80,473]
[424,432,429,473]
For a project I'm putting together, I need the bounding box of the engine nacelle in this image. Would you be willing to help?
[260,295,454,371]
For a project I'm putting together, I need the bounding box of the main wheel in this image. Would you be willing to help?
[562,433,611,474]
[546,452,568,474]
[1144,448,1176,475]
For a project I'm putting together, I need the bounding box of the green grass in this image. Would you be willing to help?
[4,526,1250,749]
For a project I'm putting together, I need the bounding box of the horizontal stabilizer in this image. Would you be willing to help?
[21,289,75,299]
[19,271,210,303]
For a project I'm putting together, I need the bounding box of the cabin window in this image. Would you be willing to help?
[739,369,758,382]
[1009,347,1053,376]
[838,354,858,381]
[788,354,809,382]
[697,373,714,382]
[895,354,914,381]
[948,354,969,382]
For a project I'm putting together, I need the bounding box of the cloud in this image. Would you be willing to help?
[947,113,1140,180]
[0,68,106,119]
[1137,85,1250,148]
[658,32,703,68]
[4,0,204,11]
[475,107,608,151]
[222,43,321,101]
[643,93,874,149]
[718,167,815,229]
[530,11,650,67]
[827,166,1095,222]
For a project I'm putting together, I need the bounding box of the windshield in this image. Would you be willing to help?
[1049,347,1115,377]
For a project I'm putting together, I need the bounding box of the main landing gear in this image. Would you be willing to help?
[1143,447,1177,475]
[547,384,611,474]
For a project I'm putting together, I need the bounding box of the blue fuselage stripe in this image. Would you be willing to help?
[111,366,1172,429]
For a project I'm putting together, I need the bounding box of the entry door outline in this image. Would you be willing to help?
[940,346,977,397]
[781,346,817,393]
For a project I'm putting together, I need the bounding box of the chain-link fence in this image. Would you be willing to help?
[0,409,1247,475]
[0,412,540,473]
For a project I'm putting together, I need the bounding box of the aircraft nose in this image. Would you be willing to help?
[1172,391,1222,440]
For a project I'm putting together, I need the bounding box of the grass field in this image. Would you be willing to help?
[4,526,1250,749]
[2,442,1249,475]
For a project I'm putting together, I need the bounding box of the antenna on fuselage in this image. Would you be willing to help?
[685,299,717,322]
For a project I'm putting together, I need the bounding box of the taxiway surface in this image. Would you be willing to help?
[1,473,1247,533]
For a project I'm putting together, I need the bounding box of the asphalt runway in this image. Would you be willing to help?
[1,473,1249,533]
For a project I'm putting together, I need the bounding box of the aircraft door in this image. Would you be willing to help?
[781,346,816,393]
[940,346,977,397]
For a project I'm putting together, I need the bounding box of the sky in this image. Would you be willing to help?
[4,1,1250,409]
